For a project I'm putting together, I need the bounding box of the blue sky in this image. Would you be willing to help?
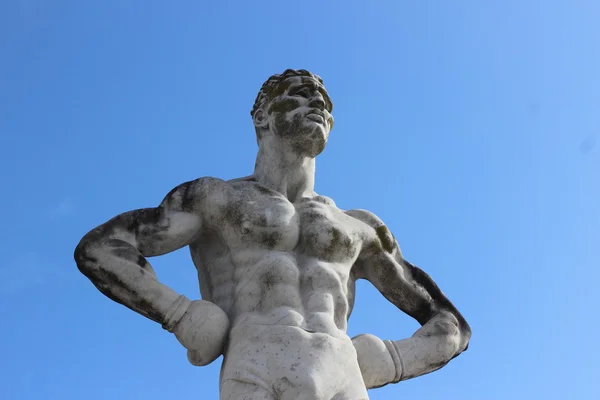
[1,1,598,399]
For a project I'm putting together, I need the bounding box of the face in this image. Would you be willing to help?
[256,76,334,157]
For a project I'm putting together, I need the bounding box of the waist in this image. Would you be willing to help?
[221,323,365,399]
[224,319,356,370]
[230,307,347,341]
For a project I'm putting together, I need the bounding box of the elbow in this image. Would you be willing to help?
[74,238,98,278]
[74,223,112,271]
[459,320,472,353]
[444,319,470,359]
[435,310,471,357]
[454,311,471,354]
[74,226,107,277]
[442,309,471,354]
[74,238,118,293]
[74,231,138,288]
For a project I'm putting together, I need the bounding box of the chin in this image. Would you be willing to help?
[296,129,328,158]
[311,125,330,151]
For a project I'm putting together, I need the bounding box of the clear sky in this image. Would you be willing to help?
[1,1,598,399]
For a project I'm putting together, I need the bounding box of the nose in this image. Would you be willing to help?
[309,94,326,110]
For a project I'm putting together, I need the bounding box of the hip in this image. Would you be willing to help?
[222,324,365,399]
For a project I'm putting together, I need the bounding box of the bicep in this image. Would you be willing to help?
[83,180,206,257]
[129,206,202,256]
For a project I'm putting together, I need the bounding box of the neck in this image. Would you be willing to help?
[253,136,316,202]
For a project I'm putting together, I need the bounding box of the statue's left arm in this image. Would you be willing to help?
[347,210,471,389]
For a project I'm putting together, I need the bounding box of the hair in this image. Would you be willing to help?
[250,69,326,118]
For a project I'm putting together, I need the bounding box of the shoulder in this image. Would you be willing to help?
[345,209,383,227]
[313,193,337,207]
[161,177,230,212]
[345,209,398,255]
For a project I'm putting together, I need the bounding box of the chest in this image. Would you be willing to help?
[207,186,363,262]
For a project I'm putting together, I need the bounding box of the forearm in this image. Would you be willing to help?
[354,312,468,388]
[75,235,230,367]
[75,236,185,326]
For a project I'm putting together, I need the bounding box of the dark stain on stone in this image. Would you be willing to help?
[90,266,164,323]
[260,231,281,248]
[124,208,162,237]
[74,243,98,266]
[137,254,149,269]
[298,206,355,262]
[164,185,179,200]
[261,270,276,290]
[109,242,143,266]
[375,225,395,253]
[274,78,295,96]
[254,184,274,195]
[222,202,244,228]
[268,98,301,115]
[403,259,470,337]
[132,297,164,323]
[181,182,195,211]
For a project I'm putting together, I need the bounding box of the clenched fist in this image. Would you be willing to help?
[169,298,230,366]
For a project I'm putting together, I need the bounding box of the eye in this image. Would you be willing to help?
[292,88,310,98]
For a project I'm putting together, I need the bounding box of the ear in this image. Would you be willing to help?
[253,108,268,129]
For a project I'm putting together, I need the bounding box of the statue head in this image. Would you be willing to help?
[251,69,334,158]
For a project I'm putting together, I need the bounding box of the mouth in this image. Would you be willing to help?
[306,111,326,123]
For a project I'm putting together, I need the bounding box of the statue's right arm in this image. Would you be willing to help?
[74,177,216,327]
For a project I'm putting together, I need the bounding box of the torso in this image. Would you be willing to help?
[189,179,374,399]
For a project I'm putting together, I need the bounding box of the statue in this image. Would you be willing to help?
[74,69,471,399]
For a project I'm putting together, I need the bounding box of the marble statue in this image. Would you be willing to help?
[74,69,471,399]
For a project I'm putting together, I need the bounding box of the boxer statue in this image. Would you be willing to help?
[75,69,471,400]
